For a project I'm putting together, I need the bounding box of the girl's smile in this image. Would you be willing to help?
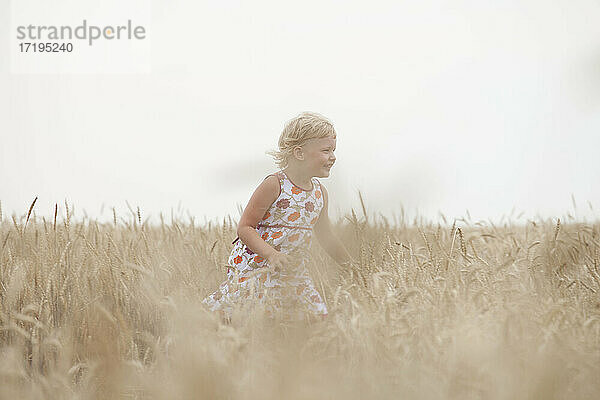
[303,136,336,178]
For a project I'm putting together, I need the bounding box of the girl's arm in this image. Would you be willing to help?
[314,184,353,266]
[237,175,290,269]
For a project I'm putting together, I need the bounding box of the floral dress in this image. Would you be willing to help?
[203,170,328,320]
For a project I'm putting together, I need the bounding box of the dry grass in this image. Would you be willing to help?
[1,202,599,399]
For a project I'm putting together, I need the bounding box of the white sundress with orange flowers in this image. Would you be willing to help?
[203,170,328,320]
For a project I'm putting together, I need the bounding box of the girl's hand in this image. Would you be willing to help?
[265,251,292,273]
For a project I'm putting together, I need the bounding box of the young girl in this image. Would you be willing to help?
[203,112,352,321]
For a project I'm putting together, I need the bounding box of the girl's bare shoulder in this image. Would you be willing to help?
[251,174,281,202]
[239,174,281,228]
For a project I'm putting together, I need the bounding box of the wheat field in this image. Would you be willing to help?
[0,199,599,399]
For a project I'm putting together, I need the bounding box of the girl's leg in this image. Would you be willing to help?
[217,309,232,325]
[305,312,328,325]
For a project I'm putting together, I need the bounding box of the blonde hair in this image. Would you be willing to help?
[268,112,336,169]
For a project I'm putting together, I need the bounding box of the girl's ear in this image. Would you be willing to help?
[292,145,304,161]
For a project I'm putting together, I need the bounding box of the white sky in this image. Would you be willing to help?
[1,0,600,225]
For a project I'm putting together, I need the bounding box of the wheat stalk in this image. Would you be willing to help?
[457,227,468,260]
[53,203,58,232]
[24,197,38,231]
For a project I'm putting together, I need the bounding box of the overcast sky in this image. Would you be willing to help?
[1,0,599,225]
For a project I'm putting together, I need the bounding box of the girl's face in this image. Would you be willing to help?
[301,136,337,178]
